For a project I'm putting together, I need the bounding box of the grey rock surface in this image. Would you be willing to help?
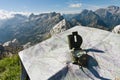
[112,25,120,34]
[19,26,120,80]
[50,19,70,35]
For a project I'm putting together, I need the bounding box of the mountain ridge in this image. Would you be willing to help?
[0,5,120,45]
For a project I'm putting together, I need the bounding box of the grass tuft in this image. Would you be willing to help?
[0,54,20,80]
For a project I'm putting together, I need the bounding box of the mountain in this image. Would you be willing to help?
[107,6,120,15]
[95,6,120,28]
[3,38,19,47]
[64,5,120,31]
[0,14,28,43]
[0,12,63,44]
[64,10,108,30]
[0,5,120,45]
[0,10,29,28]
[16,12,63,44]
[0,14,28,29]
[76,10,107,30]
[50,19,71,35]
[0,10,29,19]
[19,26,120,80]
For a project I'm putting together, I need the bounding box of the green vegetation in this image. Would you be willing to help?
[0,54,20,80]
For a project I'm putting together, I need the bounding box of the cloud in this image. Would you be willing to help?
[60,10,82,14]
[0,9,31,20]
[0,10,14,19]
[11,11,31,16]
[82,4,102,11]
[69,3,82,8]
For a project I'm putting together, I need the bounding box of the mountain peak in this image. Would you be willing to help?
[50,19,70,35]
[81,9,92,13]
[107,5,120,14]
[107,5,119,10]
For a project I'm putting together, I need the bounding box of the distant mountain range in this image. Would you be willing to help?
[0,5,120,45]
[63,5,120,30]
[0,12,63,44]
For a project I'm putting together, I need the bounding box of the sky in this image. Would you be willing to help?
[0,0,120,13]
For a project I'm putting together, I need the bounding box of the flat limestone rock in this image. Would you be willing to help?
[19,26,120,80]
